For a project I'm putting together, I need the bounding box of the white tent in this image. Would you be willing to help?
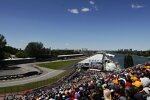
[106,62,116,71]
[78,54,103,67]
[106,53,115,57]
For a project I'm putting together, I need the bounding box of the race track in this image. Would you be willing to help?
[0,61,65,87]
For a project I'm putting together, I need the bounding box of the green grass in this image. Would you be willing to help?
[0,59,80,94]
[37,60,79,69]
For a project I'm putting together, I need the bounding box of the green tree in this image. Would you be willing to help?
[25,42,44,57]
[5,46,19,55]
[16,51,26,58]
[124,55,127,68]
[51,50,80,56]
[0,34,7,60]
[124,54,134,68]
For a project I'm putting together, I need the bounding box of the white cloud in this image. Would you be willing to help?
[68,9,79,14]
[89,1,95,5]
[81,8,90,12]
[131,4,144,9]
[89,1,98,11]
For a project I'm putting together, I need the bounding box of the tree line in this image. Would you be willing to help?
[0,34,80,60]
[115,50,150,57]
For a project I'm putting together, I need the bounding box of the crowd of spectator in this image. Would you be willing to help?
[4,62,150,100]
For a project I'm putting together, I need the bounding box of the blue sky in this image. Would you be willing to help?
[0,0,150,50]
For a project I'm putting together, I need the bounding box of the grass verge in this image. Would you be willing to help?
[37,60,79,70]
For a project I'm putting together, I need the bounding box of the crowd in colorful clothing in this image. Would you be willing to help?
[4,62,150,100]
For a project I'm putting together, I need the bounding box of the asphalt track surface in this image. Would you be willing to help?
[0,61,65,87]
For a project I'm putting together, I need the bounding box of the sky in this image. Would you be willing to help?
[0,0,150,50]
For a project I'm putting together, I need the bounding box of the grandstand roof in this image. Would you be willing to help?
[3,57,35,61]
[79,54,103,64]
[57,54,84,57]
